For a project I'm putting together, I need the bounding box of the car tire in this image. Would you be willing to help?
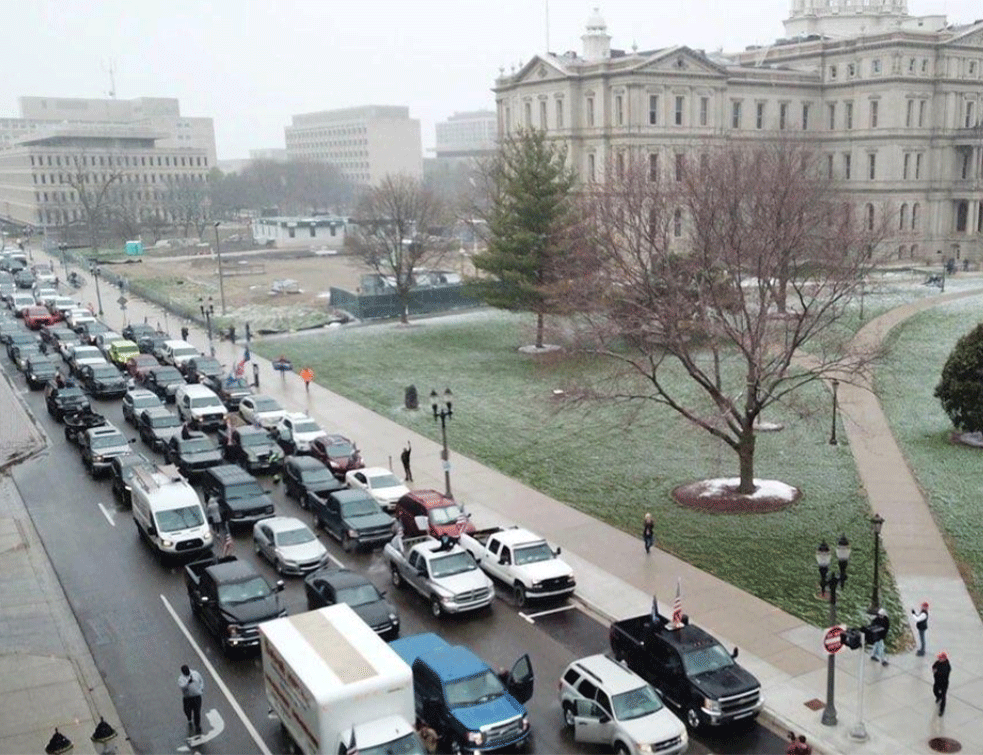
[514,583,527,608]
[562,702,575,729]
[614,743,630,755]
[686,707,702,730]
[430,595,443,618]
[391,565,403,589]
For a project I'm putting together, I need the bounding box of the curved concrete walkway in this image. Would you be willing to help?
[28,247,983,754]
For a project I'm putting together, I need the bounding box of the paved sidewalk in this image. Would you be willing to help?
[38,249,983,753]
[0,370,132,754]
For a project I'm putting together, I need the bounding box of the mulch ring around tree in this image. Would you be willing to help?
[672,477,801,514]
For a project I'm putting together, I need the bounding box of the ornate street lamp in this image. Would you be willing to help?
[816,534,850,726]
[868,513,885,614]
[431,388,454,498]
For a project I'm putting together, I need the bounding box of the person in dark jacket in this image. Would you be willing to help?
[911,601,929,656]
[870,608,889,666]
[933,652,951,715]
[643,512,654,554]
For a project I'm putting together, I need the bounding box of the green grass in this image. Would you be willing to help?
[255,310,904,634]
[877,298,983,612]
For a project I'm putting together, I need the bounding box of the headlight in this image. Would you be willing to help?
[203,532,213,543]
[531,580,542,588]
[637,744,654,754]
[227,625,240,637]
[94,454,105,462]
[160,539,173,548]
[466,732,484,745]
[388,613,398,623]
[281,558,298,567]
[704,697,721,714]
[347,529,358,538]
[521,716,529,731]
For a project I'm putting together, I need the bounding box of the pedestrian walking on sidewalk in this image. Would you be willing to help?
[933,652,951,715]
[870,607,890,666]
[795,735,812,754]
[785,731,797,754]
[911,601,929,656]
[643,513,654,554]
[300,366,314,393]
[401,442,413,482]
[178,664,204,735]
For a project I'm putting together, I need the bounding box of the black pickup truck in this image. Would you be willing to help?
[609,612,763,730]
[184,555,285,655]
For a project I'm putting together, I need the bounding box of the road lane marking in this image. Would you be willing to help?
[177,709,224,751]
[160,594,273,755]
[97,502,115,526]
[519,604,576,624]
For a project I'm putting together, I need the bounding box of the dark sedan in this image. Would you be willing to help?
[122,323,157,343]
[283,455,345,506]
[44,382,91,421]
[78,362,127,399]
[203,375,253,410]
[5,331,39,361]
[184,356,224,384]
[136,407,183,453]
[137,332,169,356]
[303,568,399,640]
[309,434,365,481]
[24,355,60,389]
[166,431,223,478]
[139,366,185,402]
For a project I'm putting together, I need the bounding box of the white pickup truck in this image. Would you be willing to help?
[459,526,576,607]
[384,534,494,618]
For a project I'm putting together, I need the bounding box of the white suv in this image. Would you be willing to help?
[559,655,687,755]
[175,383,227,431]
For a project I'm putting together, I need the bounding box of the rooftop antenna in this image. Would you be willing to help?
[545,0,551,52]
[104,59,117,98]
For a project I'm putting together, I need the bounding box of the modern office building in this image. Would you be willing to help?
[434,110,497,159]
[493,2,983,262]
[284,105,422,186]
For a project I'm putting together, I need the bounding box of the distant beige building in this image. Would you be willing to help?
[284,105,422,186]
[494,2,983,263]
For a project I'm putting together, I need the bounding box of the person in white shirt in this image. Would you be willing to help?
[178,664,204,734]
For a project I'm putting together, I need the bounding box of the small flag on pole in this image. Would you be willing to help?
[346,729,358,755]
[229,345,250,385]
[455,508,469,537]
[651,594,660,625]
[671,579,683,628]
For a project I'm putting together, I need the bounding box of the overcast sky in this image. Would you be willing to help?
[1,1,977,160]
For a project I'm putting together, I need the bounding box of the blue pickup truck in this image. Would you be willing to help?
[390,633,534,753]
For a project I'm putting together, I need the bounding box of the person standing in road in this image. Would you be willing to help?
[300,366,314,393]
[206,495,221,536]
[401,441,413,482]
[911,601,929,656]
[933,651,951,715]
[178,664,204,735]
[870,607,890,666]
[643,513,654,554]
[181,326,189,342]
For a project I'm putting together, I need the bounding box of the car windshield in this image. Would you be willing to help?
[155,505,205,533]
[340,499,379,517]
[75,348,101,358]
[239,433,270,447]
[58,387,86,399]
[217,577,271,605]
[90,433,125,449]
[357,732,421,755]
[181,438,215,453]
[611,685,664,721]
[154,368,183,381]
[133,395,161,408]
[368,472,401,489]
[91,366,119,379]
[292,420,320,434]
[682,644,735,677]
[31,358,56,369]
[336,584,382,607]
[301,468,333,485]
[430,551,477,577]
[514,543,555,565]
[253,397,281,412]
[190,396,223,408]
[224,377,251,390]
[172,346,198,357]
[275,527,315,546]
[151,414,181,428]
[430,504,464,525]
[194,359,221,372]
[226,482,262,499]
[445,670,504,707]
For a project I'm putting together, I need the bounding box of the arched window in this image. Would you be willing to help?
[866,203,875,231]
[912,203,920,230]
[900,203,908,230]
[898,244,905,259]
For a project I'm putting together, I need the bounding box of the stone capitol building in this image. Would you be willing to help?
[494,0,983,264]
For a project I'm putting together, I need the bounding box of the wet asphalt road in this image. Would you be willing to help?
[4,347,787,755]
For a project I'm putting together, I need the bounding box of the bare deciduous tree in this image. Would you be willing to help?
[564,142,891,494]
[64,153,126,253]
[348,174,451,324]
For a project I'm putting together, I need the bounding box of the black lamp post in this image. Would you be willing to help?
[213,221,227,315]
[868,513,884,614]
[816,535,851,726]
[829,378,840,445]
[199,296,215,357]
[89,263,103,316]
[431,388,453,499]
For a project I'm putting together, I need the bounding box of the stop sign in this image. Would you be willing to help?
[823,625,845,654]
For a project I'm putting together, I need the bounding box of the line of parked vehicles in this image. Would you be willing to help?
[1,249,765,755]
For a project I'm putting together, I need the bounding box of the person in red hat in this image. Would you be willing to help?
[911,601,929,656]
[932,651,951,715]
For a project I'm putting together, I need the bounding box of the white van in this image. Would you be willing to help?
[162,339,201,371]
[130,464,212,560]
[175,383,227,431]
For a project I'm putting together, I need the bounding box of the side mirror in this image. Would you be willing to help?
[555,546,562,555]
[731,647,739,659]
[417,566,427,577]
[499,556,508,565]
[275,580,285,592]
[598,714,610,724]
[147,526,157,536]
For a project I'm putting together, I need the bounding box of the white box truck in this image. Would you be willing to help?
[260,604,424,755]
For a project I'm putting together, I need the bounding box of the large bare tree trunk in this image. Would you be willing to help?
[737,429,756,494]
[536,312,544,349]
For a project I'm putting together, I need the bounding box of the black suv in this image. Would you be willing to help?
[219,424,281,473]
[203,375,253,410]
[166,431,224,479]
[140,365,185,402]
[122,322,157,343]
[199,464,274,526]
[110,452,154,507]
[184,356,224,384]
[44,381,90,420]
[283,455,344,505]
[136,407,183,452]
[78,362,127,399]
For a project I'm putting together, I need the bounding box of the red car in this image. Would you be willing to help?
[23,306,54,330]
[394,489,477,540]
[125,353,160,379]
[309,434,364,480]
